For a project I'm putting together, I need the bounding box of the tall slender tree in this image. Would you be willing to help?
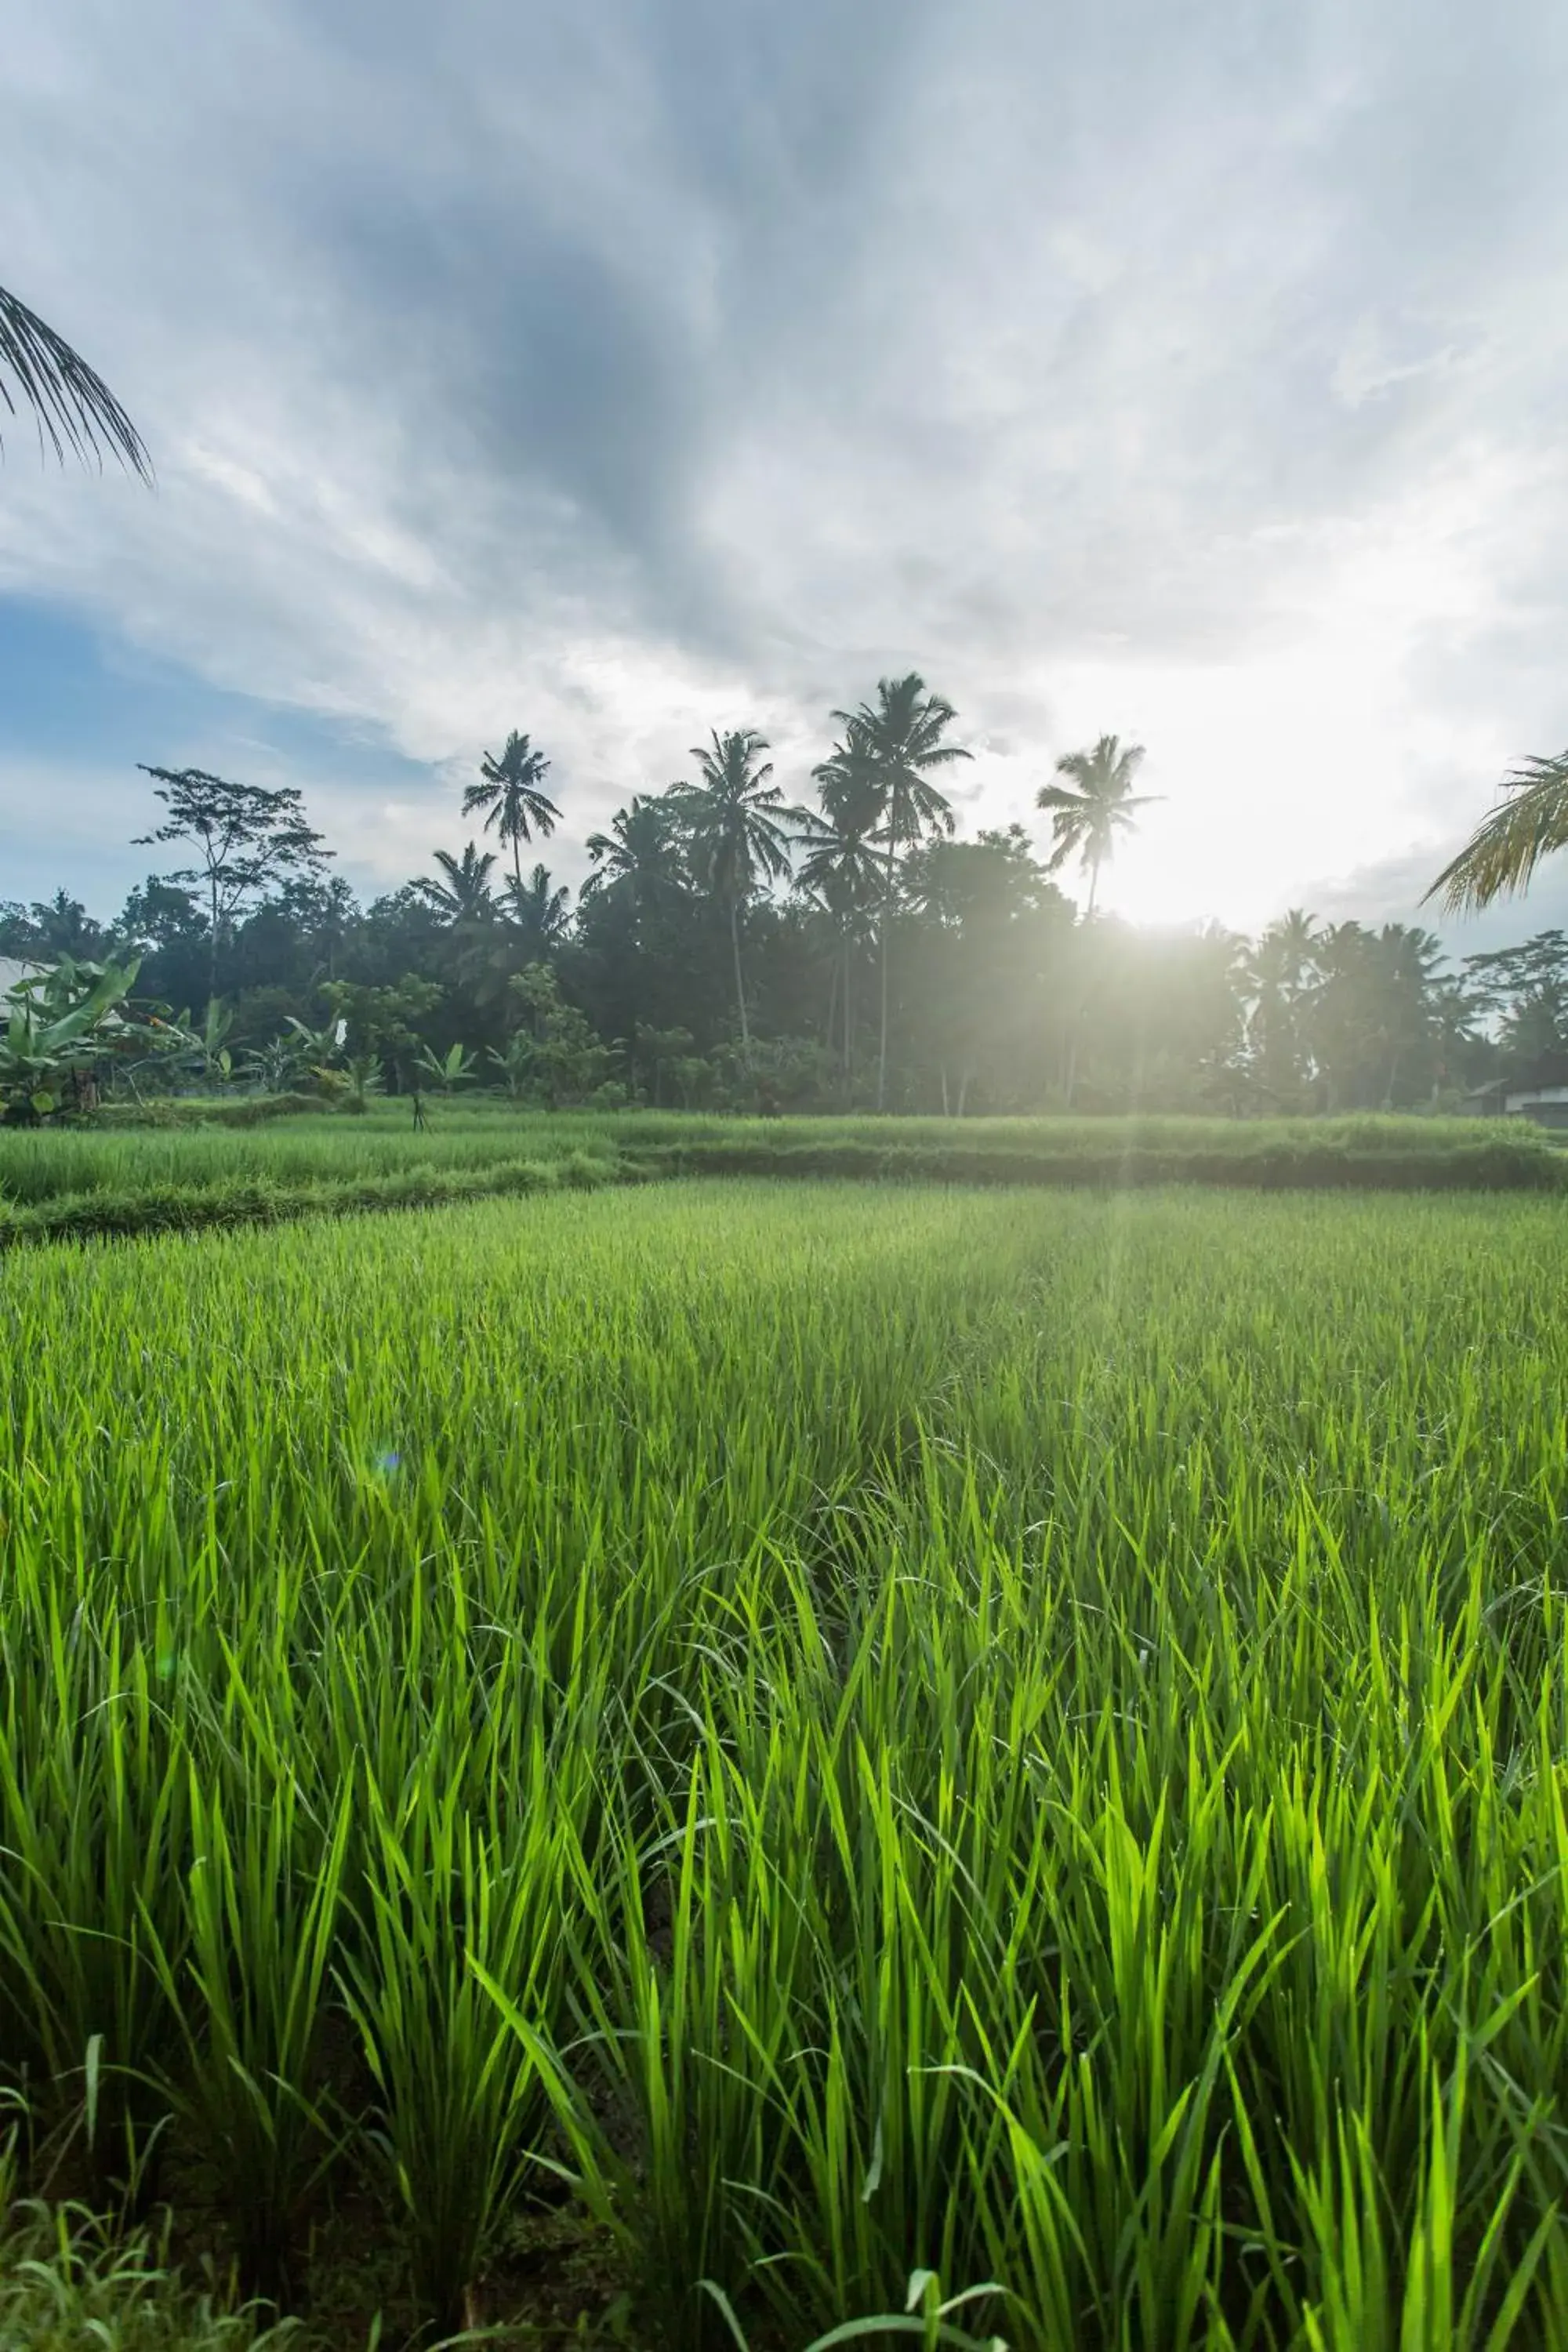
[795,750,883,1090]
[1302,921,1452,1109]
[1244,909,1319,1104]
[674,730,793,1062]
[503,865,572,958]
[581,795,689,923]
[1036,735,1158,1106]
[464,733,561,894]
[828,676,971,1109]
[1,282,151,477]
[1035,735,1157,916]
[415,844,499,923]
[135,766,332,1009]
[1262,908,1319,995]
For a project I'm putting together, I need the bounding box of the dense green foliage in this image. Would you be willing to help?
[0,957,147,1119]
[8,729,1558,1116]
[5,1184,1568,2345]
[0,1110,1559,1247]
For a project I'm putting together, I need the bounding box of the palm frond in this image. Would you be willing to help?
[0,283,151,479]
[1424,754,1568,913]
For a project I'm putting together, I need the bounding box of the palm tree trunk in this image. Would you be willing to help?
[843,933,854,1101]
[730,898,750,1064]
[1062,854,1101,1109]
[208,870,221,1015]
[877,835,895,1112]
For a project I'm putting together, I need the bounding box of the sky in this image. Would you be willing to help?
[4,0,1568,955]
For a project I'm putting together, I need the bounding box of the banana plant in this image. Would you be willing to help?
[285,1014,347,1065]
[413,1040,478,1094]
[0,957,142,1117]
[193,998,236,1085]
[279,1014,350,1098]
[485,1032,535,1101]
[242,1036,307,1092]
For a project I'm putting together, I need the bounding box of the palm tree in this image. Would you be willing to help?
[673,729,793,1062]
[1301,921,1448,1109]
[1036,735,1159,1109]
[503,864,572,959]
[1425,752,1568,913]
[1244,909,1320,1105]
[794,752,884,1088]
[1375,922,1448,1105]
[415,843,499,923]
[828,675,972,1109]
[1,281,151,477]
[580,794,689,918]
[1261,907,1319,996]
[464,732,561,894]
[1036,735,1158,916]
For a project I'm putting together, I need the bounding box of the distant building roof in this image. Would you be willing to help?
[1468,1053,1568,1098]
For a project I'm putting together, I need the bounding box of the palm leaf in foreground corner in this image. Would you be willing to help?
[1425,752,1568,913]
[0,281,152,478]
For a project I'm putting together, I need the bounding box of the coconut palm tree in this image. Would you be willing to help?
[1244,909,1321,1102]
[464,733,561,894]
[503,864,572,960]
[1375,922,1449,1105]
[580,794,689,918]
[1036,735,1158,916]
[1258,907,1319,996]
[1036,735,1159,1108]
[828,676,972,1109]
[1425,752,1568,913]
[673,729,793,1062]
[415,844,499,924]
[1300,921,1450,1109]
[0,281,151,477]
[794,749,884,1087]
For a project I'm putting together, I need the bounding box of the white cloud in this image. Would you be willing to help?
[3,0,1568,927]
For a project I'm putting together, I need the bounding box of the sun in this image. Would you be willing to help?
[1094,807,1272,931]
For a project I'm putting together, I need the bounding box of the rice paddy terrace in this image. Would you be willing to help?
[3,1154,1568,2346]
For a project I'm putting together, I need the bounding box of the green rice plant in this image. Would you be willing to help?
[1287,2044,1555,2352]
[0,2195,294,2350]
[141,1762,353,2307]
[2,1108,1558,1253]
[338,1736,586,2340]
[0,1608,191,2202]
[8,1183,1568,2340]
[485,1747,800,2350]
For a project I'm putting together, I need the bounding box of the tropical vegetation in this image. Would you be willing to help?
[5,690,1555,1128]
[13,250,1568,2352]
[1426,749,1568,912]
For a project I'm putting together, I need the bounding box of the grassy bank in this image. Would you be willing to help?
[640,1111,1563,1190]
[1,1109,1559,1247]
[5,1184,1568,2343]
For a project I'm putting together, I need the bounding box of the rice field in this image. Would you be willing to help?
[5,1180,1568,2347]
[0,1109,1556,1249]
[1,1109,1553,1207]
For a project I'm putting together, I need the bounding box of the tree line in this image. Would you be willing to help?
[2,674,1560,1116]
